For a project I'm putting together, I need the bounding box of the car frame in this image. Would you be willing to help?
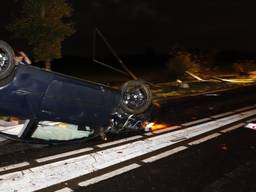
[0,40,152,143]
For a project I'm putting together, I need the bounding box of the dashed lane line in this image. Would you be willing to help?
[0,108,255,192]
[0,108,256,192]
[0,137,6,142]
[96,135,143,148]
[188,133,221,146]
[234,105,256,113]
[55,187,73,192]
[211,111,235,119]
[220,123,245,133]
[0,162,30,173]
[181,118,211,127]
[36,147,93,163]
[246,117,256,123]
[78,163,140,187]
[142,146,188,163]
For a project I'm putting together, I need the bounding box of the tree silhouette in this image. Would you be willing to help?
[8,0,75,70]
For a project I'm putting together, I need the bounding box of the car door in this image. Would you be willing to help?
[40,79,116,126]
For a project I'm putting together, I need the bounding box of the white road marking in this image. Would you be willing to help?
[211,111,235,119]
[234,106,255,113]
[181,118,211,127]
[220,123,244,133]
[0,162,30,172]
[142,146,188,163]
[188,133,221,145]
[246,117,256,123]
[144,132,153,136]
[183,109,256,138]
[78,163,140,187]
[36,148,93,163]
[153,126,181,134]
[97,135,143,148]
[0,137,6,142]
[0,108,255,192]
[55,187,73,192]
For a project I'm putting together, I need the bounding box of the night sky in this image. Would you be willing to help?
[1,0,256,57]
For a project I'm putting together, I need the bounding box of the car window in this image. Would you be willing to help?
[32,121,94,141]
[0,115,94,141]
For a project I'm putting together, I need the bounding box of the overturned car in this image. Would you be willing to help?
[0,41,152,143]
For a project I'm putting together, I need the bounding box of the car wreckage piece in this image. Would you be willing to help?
[0,40,152,143]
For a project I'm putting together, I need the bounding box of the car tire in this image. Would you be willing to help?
[0,40,15,81]
[120,80,152,114]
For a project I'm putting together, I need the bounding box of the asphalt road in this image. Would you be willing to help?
[75,127,256,192]
[0,84,256,192]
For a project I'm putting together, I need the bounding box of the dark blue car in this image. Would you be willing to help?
[0,41,152,143]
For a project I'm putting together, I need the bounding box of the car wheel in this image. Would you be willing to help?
[0,40,15,80]
[120,80,152,114]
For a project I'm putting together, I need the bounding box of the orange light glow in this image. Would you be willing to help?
[151,123,169,131]
[144,122,170,132]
